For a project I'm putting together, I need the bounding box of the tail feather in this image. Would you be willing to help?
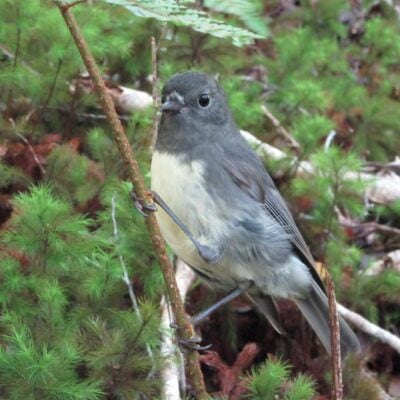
[294,281,360,357]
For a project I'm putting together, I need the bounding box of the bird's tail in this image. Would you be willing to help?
[294,280,360,357]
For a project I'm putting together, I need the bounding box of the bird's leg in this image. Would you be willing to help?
[151,190,222,265]
[171,284,251,352]
[190,285,249,325]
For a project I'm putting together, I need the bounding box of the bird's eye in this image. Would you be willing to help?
[198,93,211,108]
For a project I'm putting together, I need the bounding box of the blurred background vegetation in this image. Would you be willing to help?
[0,0,400,398]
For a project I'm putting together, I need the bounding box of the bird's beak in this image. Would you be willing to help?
[161,93,185,113]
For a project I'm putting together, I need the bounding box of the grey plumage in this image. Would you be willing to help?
[151,71,360,356]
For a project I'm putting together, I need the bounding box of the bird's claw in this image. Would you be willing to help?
[130,190,157,217]
[177,335,212,353]
[170,322,212,353]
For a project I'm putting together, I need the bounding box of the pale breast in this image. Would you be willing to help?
[151,151,218,267]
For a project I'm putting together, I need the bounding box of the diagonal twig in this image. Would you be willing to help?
[338,303,400,354]
[327,276,343,400]
[111,194,155,373]
[55,2,207,398]
[261,104,300,152]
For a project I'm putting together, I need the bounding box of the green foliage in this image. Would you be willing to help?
[3,185,95,272]
[343,355,381,400]
[246,358,316,400]
[103,0,264,47]
[350,270,400,324]
[222,76,264,133]
[363,17,400,66]
[45,146,102,206]
[0,185,162,398]
[205,0,268,37]
[0,161,30,188]
[0,0,151,132]
[292,147,365,230]
[292,115,334,155]
[291,147,366,277]
[0,322,103,400]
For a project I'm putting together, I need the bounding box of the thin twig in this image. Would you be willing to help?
[151,36,161,149]
[38,58,64,119]
[327,276,343,400]
[324,130,337,151]
[111,194,155,372]
[56,3,207,398]
[111,194,140,312]
[348,221,400,239]
[160,259,196,400]
[50,107,131,122]
[338,303,400,354]
[31,57,64,136]
[9,119,46,176]
[261,104,300,152]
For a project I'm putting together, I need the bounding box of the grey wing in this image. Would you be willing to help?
[222,144,325,291]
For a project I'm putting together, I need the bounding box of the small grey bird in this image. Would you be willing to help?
[151,71,360,356]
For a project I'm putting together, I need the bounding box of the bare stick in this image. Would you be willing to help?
[261,105,300,151]
[151,36,161,148]
[338,303,400,354]
[56,3,207,398]
[9,119,46,176]
[111,194,155,369]
[111,194,140,312]
[327,276,343,400]
[160,259,197,400]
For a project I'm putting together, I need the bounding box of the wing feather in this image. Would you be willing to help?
[222,146,326,291]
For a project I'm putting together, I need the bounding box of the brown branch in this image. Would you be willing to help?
[327,276,343,400]
[354,222,400,239]
[261,105,300,152]
[151,36,160,148]
[8,118,46,176]
[56,2,208,398]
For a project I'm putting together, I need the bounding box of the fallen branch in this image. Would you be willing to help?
[56,2,207,398]
[261,104,300,151]
[9,119,46,176]
[338,303,400,354]
[337,210,400,240]
[160,259,197,400]
[69,75,153,112]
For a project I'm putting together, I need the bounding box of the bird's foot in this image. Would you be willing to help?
[170,322,212,353]
[130,190,157,217]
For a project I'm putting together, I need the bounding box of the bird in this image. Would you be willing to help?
[150,71,360,356]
